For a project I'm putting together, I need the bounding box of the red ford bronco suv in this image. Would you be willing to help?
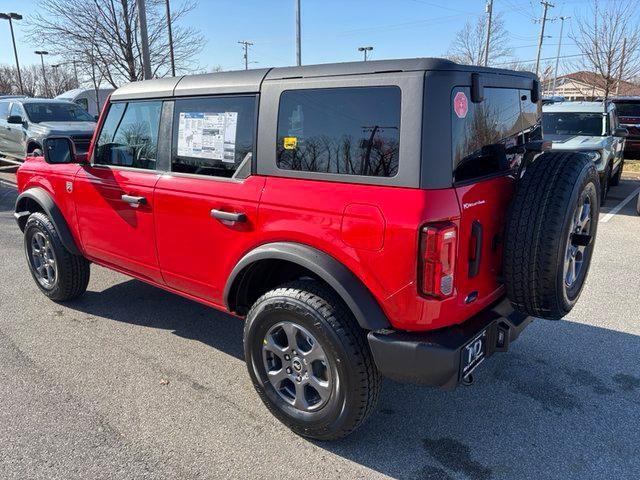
[14,58,600,440]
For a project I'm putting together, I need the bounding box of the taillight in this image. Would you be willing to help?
[419,222,457,298]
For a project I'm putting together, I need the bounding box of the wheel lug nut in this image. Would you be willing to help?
[292,350,297,355]
[286,367,292,374]
[296,376,302,382]
[284,354,290,361]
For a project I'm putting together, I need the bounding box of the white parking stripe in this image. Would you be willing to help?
[600,185,640,223]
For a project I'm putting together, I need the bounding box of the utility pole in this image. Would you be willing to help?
[552,16,569,95]
[136,0,153,80]
[238,41,254,70]
[535,1,554,77]
[0,13,24,94]
[616,38,627,96]
[295,0,302,66]
[34,50,50,97]
[165,0,176,76]
[358,46,373,61]
[483,0,494,67]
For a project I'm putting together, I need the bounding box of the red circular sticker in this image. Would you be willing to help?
[454,91,468,119]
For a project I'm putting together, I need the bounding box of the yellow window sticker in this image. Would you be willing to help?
[283,137,298,150]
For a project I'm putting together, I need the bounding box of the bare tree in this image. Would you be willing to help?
[570,0,640,99]
[28,0,205,88]
[447,12,512,66]
[0,63,76,96]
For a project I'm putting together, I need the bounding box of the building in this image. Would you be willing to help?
[543,71,640,100]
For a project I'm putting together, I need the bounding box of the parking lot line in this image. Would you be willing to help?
[601,185,640,223]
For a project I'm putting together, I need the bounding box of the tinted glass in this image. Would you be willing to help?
[172,96,256,178]
[276,87,401,177]
[75,98,89,111]
[542,113,604,137]
[94,101,162,170]
[452,87,541,182]
[614,102,640,117]
[23,102,95,122]
[0,101,9,119]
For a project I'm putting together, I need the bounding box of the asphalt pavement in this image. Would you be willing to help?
[1,172,639,480]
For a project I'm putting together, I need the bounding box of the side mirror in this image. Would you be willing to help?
[42,137,80,164]
[7,115,24,125]
[614,127,629,138]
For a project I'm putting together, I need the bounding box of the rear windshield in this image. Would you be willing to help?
[542,112,604,137]
[614,102,640,117]
[24,102,95,123]
[452,87,540,183]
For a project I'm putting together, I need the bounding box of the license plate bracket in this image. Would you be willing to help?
[461,329,487,378]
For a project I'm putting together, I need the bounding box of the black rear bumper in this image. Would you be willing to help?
[367,298,533,389]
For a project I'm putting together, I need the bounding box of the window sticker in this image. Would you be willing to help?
[283,136,297,150]
[177,111,238,162]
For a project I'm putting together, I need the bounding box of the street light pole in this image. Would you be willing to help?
[358,46,373,62]
[34,50,50,97]
[0,13,24,94]
[483,0,494,67]
[165,0,176,76]
[551,16,569,95]
[295,0,302,66]
[136,0,153,80]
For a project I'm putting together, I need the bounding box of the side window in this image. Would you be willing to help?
[75,98,89,112]
[452,87,540,183]
[0,102,10,120]
[94,101,162,170]
[276,87,401,177]
[171,96,256,178]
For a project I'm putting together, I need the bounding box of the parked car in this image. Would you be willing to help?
[0,98,96,160]
[55,88,114,118]
[14,58,600,440]
[542,101,628,200]
[610,97,640,159]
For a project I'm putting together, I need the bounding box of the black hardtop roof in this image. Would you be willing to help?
[110,57,537,101]
[611,96,640,102]
[0,97,73,104]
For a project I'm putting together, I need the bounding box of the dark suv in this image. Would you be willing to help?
[0,98,96,160]
[14,58,600,440]
[611,97,640,158]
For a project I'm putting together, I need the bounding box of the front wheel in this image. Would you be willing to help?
[24,212,90,301]
[243,280,380,440]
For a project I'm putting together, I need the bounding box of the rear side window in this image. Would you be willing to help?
[94,101,162,170]
[276,87,401,177]
[615,102,640,117]
[452,87,541,183]
[171,96,256,178]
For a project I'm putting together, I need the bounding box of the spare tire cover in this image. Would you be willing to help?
[503,151,600,320]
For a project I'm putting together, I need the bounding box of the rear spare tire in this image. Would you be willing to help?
[503,152,600,320]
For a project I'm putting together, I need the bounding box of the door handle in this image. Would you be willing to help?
[210,209,247,223]
[121,194,147,206]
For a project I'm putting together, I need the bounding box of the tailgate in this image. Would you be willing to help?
[454,175,515,308]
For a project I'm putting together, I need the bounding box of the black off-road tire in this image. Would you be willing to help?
[503,152,600,320]
[636,192,640,216]
[244,280,381,440]
[24,212,90,301]
[609,160,623,186]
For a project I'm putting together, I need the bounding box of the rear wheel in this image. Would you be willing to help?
[244,280,380,440]
[503,152,600,320]
[24,212,90,301]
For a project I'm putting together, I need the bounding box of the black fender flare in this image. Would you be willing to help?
[14,187,81,255]
[224,242,391,331]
